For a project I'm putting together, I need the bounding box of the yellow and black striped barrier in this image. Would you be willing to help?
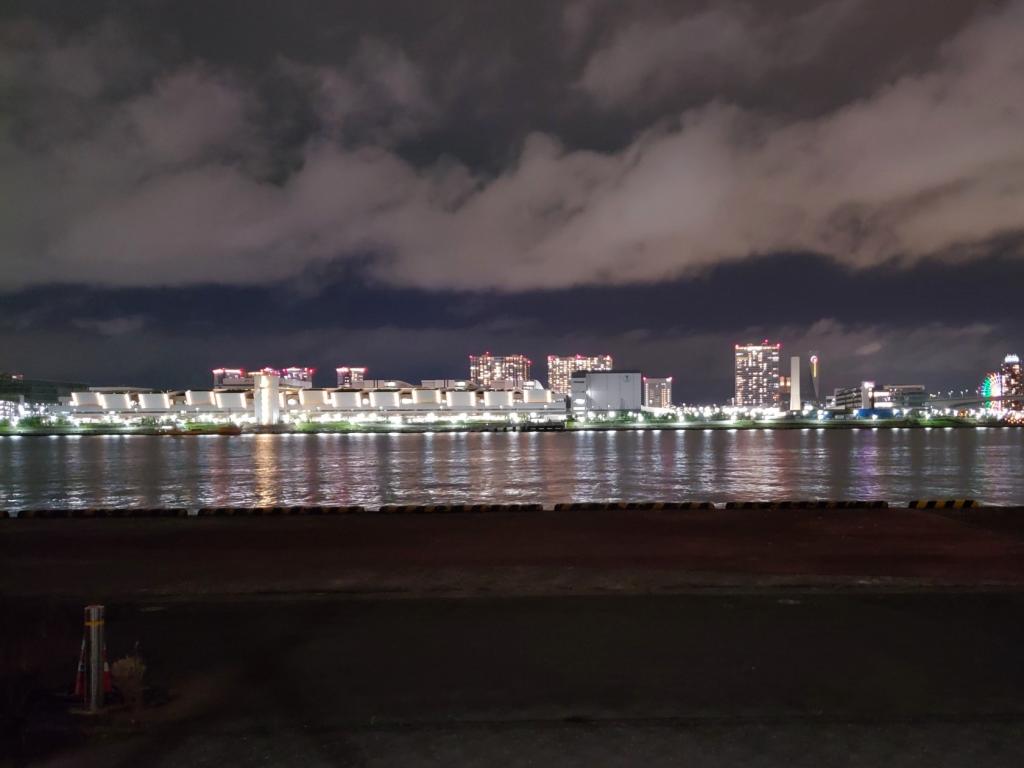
[380,504,415,513]
[198,506,251,516]
[320,505,365,514]
[8,500,997,517]
[378,503,542,513]
[197,505,365,516]
[908,499,976,509]
[623,501,716,510]
[812,500,889,509]
[725,500,888,510]
[552,501,716,511]
[120,508,187,517]
[12,507,189,519]
[553,502,626,511]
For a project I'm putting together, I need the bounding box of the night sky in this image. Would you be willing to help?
[1,0,1022,402]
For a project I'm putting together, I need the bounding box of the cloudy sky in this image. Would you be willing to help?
[1,0,1022,400]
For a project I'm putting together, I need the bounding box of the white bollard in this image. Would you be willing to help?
[84,604,105,712]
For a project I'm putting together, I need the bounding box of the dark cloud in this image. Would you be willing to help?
[3,1,1023,292]
[0,0,1021,395]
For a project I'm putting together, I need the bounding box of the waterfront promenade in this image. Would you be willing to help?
[4,505,1024,766]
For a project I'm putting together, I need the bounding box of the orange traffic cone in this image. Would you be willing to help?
[73,637,86,699]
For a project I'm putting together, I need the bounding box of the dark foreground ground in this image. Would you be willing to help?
[3,508,1024,766]
[4,507,1024,596]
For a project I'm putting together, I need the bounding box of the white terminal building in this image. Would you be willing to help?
[570,371,643,415]
[60,376,567,427]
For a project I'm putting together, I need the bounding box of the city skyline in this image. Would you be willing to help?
[0,2,1022,402]
[5,340,1019,406]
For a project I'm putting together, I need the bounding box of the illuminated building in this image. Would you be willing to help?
[789,356,802,411]
[213,368,249,388]
[880,385,927,409]
[831,383,926,412]
[547,355,613,396]
[282,367,315,387]
[358,379,414,389]
[734,342,781,408]
[59,380,567,427]
[643,377,673,408]
[832,382,876,411]
[336,366,367,388]
[421,379,473,390]
[571,371,642,413]
[469,353,531,388]
[214,366,313,389]
[1002,354,1022,409]
[0,397,19,422]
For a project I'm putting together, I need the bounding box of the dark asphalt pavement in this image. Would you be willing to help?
[12,591,1024,767]
[4,508,1024,599]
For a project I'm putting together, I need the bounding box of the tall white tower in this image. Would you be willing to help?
[253,372,281,425]
[789,356,802,411]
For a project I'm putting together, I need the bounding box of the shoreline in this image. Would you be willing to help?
[0,418,1020,437]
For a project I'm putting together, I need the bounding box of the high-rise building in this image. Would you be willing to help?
[469,353,531,388]
[1001,354,1022,409]
[547,354,613,396]
[643,377,673,408]
[734,342,781,408]
[336,366,367,388]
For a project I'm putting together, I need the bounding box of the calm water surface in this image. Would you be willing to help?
[1,429,1023,508]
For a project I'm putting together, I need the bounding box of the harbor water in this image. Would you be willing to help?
[2,428,1023,509]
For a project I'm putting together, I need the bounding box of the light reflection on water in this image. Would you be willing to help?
[0,429,1022,508]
